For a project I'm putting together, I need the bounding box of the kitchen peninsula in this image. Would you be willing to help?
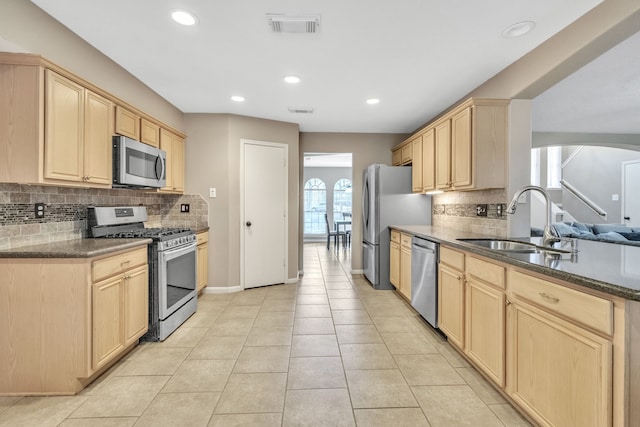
[391,224,640,427]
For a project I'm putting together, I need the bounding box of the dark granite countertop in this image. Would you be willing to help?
[391,225,640,301]
[0,238,152,259]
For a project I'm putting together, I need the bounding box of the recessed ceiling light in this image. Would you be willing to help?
[171,10,198,26]
[502,21,535,38]
[231,95,245,102]
[366,98,380,105]
[284,76,301,84]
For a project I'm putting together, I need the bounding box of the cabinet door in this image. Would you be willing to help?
[44,70,84,183]
[92,276,124,370]
[160,128,174,191]
[411,136,423,193]
[438,264,464,348]
[401,144,412,164]
[509,301,612,427]
[392,148,402,166]
[123,265,149,346]
[140,118,160,147]
[114,105,140,140]
[435,119,451,190]
[197,242,209,292]
[422,128,435,192]
[389,241,400,288]
[172,135,185,193]
[400,246,412,300]
[466,278,505,386]
[451,106,472,188]
[84,91,113,186]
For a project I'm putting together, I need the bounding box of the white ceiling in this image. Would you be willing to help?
[532,29,640,134]
[30,0,602,133]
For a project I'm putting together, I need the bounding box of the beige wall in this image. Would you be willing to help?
[299,133,408,272]
[184,114,300,288]
[0,0,184,131]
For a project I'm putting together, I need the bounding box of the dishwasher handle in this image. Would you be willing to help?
[413,244,436,253]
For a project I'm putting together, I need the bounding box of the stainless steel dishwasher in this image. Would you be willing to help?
[411,236,439,328]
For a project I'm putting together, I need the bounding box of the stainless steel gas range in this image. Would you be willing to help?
[88,206,197,341]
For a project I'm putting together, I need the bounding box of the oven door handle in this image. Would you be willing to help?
[161,241,197,261]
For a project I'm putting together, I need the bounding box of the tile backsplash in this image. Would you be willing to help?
[0,184,208,250]
[432,188,508,237]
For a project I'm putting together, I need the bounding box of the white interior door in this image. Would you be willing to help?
[242,140,287,289]
[622,160,640,227]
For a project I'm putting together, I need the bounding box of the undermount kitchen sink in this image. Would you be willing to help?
[457,239,570,255]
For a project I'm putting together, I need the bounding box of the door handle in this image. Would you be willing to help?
[246,221,252,227]
[624,216,631,221]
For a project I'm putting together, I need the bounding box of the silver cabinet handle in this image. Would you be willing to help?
[539,292,559,304]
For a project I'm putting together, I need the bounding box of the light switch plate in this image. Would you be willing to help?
[209,188,217,198]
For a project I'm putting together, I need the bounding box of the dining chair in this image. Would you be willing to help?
[324,213,346,250]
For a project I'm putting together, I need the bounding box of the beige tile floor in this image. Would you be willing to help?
[0,244,532,427]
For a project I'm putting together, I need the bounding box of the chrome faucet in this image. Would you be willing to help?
[506,185,561,248]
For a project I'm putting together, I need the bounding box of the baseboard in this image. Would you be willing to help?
[351,269,364,275]
[204,285,243,294]
[286,276,299,284]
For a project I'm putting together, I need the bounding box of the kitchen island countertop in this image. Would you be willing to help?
[391,225,640,301]
[0,238,152,258]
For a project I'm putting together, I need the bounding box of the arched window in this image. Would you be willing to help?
[304,178,326,234]
[333,179,352,220]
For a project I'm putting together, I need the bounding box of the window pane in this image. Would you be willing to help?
[333,179,352,222]
[547,146,561,189]
[531,148,540,186]
[304,179,326,234]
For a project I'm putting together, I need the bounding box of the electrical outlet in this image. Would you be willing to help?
[35,202,45,218]
[209,188,217,198]
[180,204,190,213]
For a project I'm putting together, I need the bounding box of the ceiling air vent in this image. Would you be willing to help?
[288,107,314,114]
[267,14,320,33]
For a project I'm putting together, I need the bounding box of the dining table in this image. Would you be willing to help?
[334,219,352,249]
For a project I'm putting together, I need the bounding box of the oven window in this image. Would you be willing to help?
[166,250,196,308]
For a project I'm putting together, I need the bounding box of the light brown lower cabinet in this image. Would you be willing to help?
[389,230,412,300]
[508,297,612,427]
[196,231,209,293]
[0,245,149,395]
[436,245,640,427]
[389,237,400,288]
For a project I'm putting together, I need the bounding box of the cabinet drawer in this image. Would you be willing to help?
[93,247,148,283]
[401,233,412,249]
[467,256,505,289]
[508,270,613,335]
[390,230,400,244]
[196,231,209,245]
[440,246,465,271]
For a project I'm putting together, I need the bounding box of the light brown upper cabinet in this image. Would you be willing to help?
[392,98,508,192]
[114,105,140,140]
[0,53,187,189]
[411,135,423,192]
[391,141,413,166]
[422,128,435,192]
[44,70,113,187]
[435,119,452,190]
[160,128,185,194]
[140,118,160,147]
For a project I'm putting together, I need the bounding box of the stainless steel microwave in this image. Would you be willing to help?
[113,135,166,189]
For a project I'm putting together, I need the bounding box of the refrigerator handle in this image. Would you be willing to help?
[362,177,369,230]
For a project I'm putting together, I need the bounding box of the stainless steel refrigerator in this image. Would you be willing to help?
[362,164,432,290]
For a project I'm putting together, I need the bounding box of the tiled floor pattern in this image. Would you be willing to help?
[0,244,532,427]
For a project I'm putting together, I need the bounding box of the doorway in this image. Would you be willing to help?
[241,140,288,289]
[302,153,353,244]
[622,160,640,227]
